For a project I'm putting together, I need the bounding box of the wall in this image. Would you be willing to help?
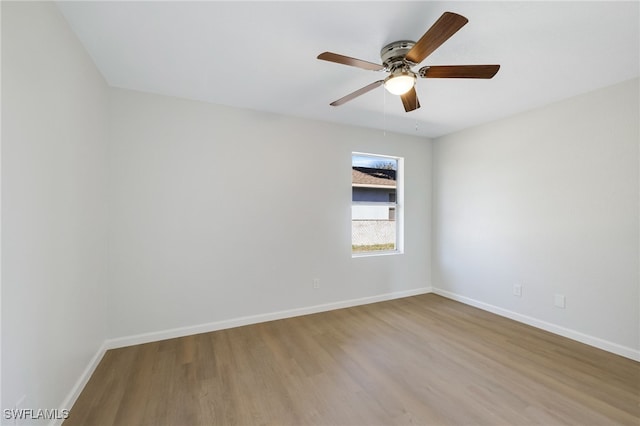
[107,88,432,341]
[1,1,109,422]
[432,78,639,358]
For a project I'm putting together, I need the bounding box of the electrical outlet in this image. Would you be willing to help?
[312,278,320,289]
[554,294,566,308]
[513,284,522,297]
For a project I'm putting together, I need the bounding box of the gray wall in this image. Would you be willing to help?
[432,78,639,356]
[2,1,109,419]
[107,88,432,339]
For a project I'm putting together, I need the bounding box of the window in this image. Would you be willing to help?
[352,153,403,255]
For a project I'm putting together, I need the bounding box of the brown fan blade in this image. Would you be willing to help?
[405,12,468,64]
[330,80,384,107]
[400,87,420,112]
[419,65,500,79]
[317,52,384,71]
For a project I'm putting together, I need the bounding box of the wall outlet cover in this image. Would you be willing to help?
[513,284,522,297]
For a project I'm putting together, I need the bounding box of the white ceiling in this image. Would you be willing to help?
[56,1,639,138]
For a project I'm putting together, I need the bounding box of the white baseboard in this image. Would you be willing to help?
[432,288,640,362]
[105,287,433,350]
[51,342,108,426]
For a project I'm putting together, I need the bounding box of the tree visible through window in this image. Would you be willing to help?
[352,153,401,254]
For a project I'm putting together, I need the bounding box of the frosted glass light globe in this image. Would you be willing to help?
[384,72,416,95]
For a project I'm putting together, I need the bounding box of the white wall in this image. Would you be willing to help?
[107,88,432,340]
[432,78,639,357]
[1,1,109,421]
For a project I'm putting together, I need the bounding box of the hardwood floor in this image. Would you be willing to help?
[65,294,639,425]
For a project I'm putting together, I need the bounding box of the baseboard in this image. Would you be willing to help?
[432,288,640,362]
[51,341,108,426]
[105,287,433,350]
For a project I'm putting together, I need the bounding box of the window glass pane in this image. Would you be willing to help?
[352,154,398,253]
[352,207,396,252]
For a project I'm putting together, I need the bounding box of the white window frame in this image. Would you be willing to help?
[351,152,404,257]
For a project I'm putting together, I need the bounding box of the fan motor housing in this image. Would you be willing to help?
[380,40,416,69]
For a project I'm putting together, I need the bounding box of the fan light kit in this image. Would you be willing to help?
[384,71,416,95]
[317,12,500,112]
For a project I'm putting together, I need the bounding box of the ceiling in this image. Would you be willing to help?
[56,1,639,138]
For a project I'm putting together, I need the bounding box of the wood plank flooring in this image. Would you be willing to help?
[65,294,639,425]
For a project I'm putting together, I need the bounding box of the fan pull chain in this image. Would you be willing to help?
[383,86,387,136]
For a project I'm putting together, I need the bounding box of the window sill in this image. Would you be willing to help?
[352,250,403,258]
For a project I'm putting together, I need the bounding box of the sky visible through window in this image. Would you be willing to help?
[352,155,397,170]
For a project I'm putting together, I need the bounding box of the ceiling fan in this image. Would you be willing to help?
[317,11,500,112]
